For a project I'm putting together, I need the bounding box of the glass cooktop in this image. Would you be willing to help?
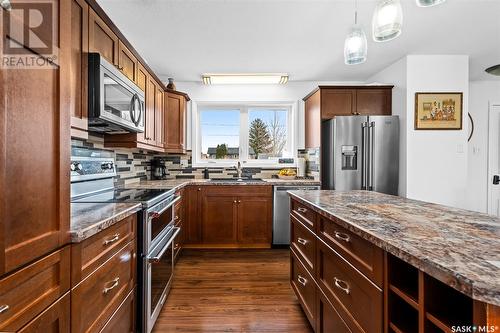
[72,187,174,207]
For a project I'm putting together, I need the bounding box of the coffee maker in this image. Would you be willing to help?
[151,159,168,180]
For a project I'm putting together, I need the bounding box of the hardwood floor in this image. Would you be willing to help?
[152,249,313,333]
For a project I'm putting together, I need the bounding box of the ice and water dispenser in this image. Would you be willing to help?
[341,145,358,170]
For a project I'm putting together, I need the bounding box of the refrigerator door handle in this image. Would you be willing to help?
[361,122,368,190]
[368,121,375,191]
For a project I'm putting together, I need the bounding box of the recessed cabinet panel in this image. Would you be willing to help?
[89,9,118,65]
[118,40,138,82]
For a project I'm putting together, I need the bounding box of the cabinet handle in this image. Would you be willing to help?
[198,188,201,191]
[174,215,179,221]
[233,200,237,203]
[334,231,350,243]
[297,237,308,245]
[297,275,307,286]
[103,277,120,294]
[334,277,350,294]
[103,233,120,245]
[297,207,307,213]
[116,65,124,71]
[0,304,9,314]
[238,200,241,203]
[174,243,180,250]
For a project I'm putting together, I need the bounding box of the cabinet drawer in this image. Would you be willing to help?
[318,216,383,287]
[71,214,136,285]
[317,240,382,333]
[291,214,316,273]
[0,247,70,332]
[290,249,316,331]
[18,293,70,333]
[100,288,135,333]
[316,288,352,333]
[71,241,136,333]
[291,199,316,231]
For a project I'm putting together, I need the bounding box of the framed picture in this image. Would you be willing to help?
[414,92,463,130]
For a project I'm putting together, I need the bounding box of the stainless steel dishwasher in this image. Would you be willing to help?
[273,185,320,245]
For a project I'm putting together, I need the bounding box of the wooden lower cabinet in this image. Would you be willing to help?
[316,289,352,333]
[290,249,316,330]
[0,247,71,332]
[17,293,70,333]
[100,289,136,333]
[187,185,273,247]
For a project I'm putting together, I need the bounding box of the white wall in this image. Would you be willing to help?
[406,55,469,208]
[467,81,500,213]
[368,55,469,209]
[368,57,408,197]
[175,81,362,151]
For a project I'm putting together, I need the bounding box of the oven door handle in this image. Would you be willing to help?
[146,227,180,263]
[148,196,181,219]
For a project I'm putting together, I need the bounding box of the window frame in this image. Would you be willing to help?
[193,102,296,167]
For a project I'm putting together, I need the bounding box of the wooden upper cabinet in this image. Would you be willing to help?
[321,89,356,119]
[155,85,164,147]
[69,0,89,139]
[164,92,186,153]
[89,8,118,65]
[118,40,138,83]
[144,77,157,145]
[356,88,392,115]
[0,0,70,275]
[304,90,321,149]
[136,63,148,92]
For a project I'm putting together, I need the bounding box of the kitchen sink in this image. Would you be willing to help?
[209,178,264,182]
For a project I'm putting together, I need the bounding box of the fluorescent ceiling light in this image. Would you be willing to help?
[202,73,289,85]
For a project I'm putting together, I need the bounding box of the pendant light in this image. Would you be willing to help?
[344,0,367,65]
[485,64,500,76]
[372,0,403,42]
[416,0,446,7]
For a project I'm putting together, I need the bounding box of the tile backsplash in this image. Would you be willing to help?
[72,135,320,183]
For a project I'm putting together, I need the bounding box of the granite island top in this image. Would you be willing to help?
[288,190,500,306]
[70,202,142,243]
[124,178,320,189]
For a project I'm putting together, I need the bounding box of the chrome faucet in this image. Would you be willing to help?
[235,161,243,179]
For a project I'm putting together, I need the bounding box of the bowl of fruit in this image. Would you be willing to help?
[278,168,297,180]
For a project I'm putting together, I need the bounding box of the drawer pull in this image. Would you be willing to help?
[103,233,120,245]
[103,277,120,294]
[334,277,350,294]
[297,237,308,245]
[174,215,179,221]
[0,304,9,314]
[334,231,350,243]
[297,275,307,286]
[297,207,307,213]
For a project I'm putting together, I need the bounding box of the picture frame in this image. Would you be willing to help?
[414,92,463,130]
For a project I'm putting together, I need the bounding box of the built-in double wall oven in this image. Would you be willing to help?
[138,193,181,333]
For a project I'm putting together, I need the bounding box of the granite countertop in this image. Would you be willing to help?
[70,202,142,243]
[124,178,320,190]
[288,190,500,306]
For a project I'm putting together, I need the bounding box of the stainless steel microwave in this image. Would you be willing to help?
[88,53,145,134]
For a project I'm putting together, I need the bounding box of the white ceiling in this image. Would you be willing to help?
[97,0,500,83]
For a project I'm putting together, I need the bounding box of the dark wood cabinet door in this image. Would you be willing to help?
[304,90,321,148]
[355,89,392,115]
[321,89,356,119]
[201,190,237,244]
[155,84,164,148]
[236,196,272,244]
[185,186,202,244]
[18,293,71,333]
[164,92,185,153]
[88,8,118,65]
[69,0,89,139]
[0,0,70,275]
[118,40,138,83]
[144,77,157,145]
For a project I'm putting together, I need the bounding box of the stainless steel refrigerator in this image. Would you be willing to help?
[321,115,399,195]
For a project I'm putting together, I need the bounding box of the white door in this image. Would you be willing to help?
[488,104,500,217]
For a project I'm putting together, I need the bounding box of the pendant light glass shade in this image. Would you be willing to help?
[344,25,368,65]
[372,0,403,42]
[416,0,446,7]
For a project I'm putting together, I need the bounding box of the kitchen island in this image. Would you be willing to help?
[288,190,500,333]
